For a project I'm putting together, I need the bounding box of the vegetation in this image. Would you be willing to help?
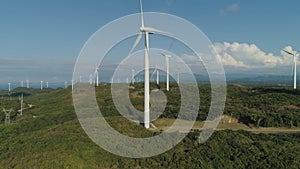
[0,84,299,168]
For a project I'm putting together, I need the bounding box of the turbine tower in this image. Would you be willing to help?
[21,81,24,88]
[156,65,160,85]
[89,74,93,85]
[95,67,99,87]
[128,0,170,128]
[41,80,43,90]
[161,53,171,91]
[150,65,159,84]
[131,69,135,84]
[71,80,74,91]
[46,82,49,88]
[65,81,67,88]
[26,80,29,88]
[8,82,11,92]
[282,49,299,89]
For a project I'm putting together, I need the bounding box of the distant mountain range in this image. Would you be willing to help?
[0,74,297,90]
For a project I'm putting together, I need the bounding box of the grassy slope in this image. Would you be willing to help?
[0,85,299,168]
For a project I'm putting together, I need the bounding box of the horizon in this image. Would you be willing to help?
[0,0,299,83]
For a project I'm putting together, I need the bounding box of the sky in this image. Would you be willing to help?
[0,0,300,86]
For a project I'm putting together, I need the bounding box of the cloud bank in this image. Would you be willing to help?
[214,42,298,69]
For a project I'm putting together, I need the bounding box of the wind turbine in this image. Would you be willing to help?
[71,80,74,91]
[89,74,93,85]
[65,81,67,88]
[95,67,99,87]
[156,65,160,85]
[161,53,171,91]
[282,49,299,89]
[150,64,159,84]
[128,0,170,128]
[8,82,11,92]
[131,69,135,84]
[26,80,29,88]
[46,82,49,88]
[40,80,43,90]
[21,81,24,88]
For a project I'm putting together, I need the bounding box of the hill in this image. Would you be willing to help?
[0,84,299,168]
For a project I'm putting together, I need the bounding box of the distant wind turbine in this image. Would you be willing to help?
[128,0,171,128]
[26,80,29,88]
[46,82,49,88]
[41,81,43,90]
[282,49,299,89]
[89,74,93,85]
[95,67,99,87]
[71,80,74,91]
[21,81,24,88]
[161,53,171,91]
[8,82,11,92]
[150,64,159,84]
[131,69,135,84]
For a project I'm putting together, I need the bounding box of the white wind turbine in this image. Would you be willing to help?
[21,80,24,88]
[161,53,171,91]
[131,69,135,84]
[40,80,43,90]
[156,64,160,85]
[95,67,99,87]
[46,82,49,88]
[89,74,93,85]
[150,64,160,84]
[8,82,11,92]
[26,80,29,88]
[71,80,74,91]
[282,49,299,89]
[128,0,171,128]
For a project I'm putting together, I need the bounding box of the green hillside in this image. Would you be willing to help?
[0,84,299,168]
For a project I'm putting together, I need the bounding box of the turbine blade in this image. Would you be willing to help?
[140,0,144,27]
[150,65,157,79]
[282,49,294,56]
[160,52,171,58]
[129,32,142,55]
[145,32,150,58]
[143,27,172,36]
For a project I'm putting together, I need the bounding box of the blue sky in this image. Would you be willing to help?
[0,0,299,85]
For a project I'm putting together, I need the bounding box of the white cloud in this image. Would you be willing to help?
[214,42,297,69]
[220,3,240,16]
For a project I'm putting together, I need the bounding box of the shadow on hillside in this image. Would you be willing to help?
[257,88,300,95]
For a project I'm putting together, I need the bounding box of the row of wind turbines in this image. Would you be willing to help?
[2,0,298,130]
